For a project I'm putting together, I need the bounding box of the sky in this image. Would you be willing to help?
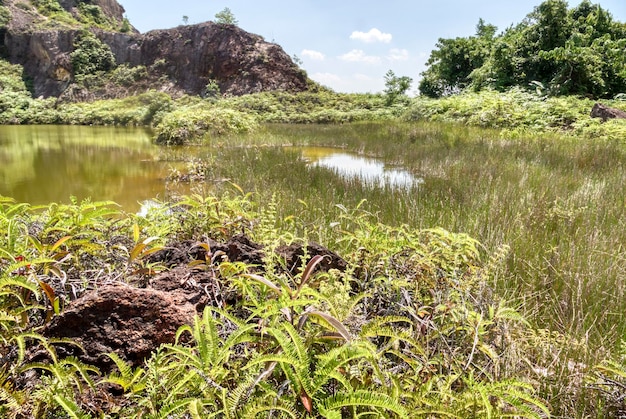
[118,1,626,95]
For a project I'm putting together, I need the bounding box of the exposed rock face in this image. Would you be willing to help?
[4,29,77,97]
[1,0,308,99]
[591,103,626,122]
[135,23,307,96]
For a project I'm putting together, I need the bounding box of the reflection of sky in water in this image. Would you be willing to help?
[305,150,423,188]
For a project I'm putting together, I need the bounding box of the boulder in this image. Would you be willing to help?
[41,234,347,371]
[44,284,197,369]
[590,103,626,122]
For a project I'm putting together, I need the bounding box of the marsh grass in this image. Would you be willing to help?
[180,121,626,416]
[202,122,626,354]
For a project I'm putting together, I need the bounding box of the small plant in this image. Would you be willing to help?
[214,7,238,26]
[384,70,413,106]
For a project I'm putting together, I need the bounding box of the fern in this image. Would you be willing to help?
[53,394,92,419]
[0,367,25,419]
[240,402,300,418]
[102,352,146,393]
[22,356,99,391]
[154,398,197,419]
[319,390,409,418]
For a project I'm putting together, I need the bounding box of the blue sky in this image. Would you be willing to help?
[118,1,626,94]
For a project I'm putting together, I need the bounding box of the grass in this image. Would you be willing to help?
[3,53,626,414]
[152,123,626,370]
[196,121,626,355]
[168,121,626,417]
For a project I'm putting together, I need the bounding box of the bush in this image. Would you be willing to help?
[154,105,258,145]
[59,91,174,126]
[0,5,10,27]
[70,34,116,76]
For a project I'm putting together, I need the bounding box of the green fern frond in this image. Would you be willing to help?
[155,398,196,419]
[595,359,626,379]
[320,390,408,418]
[224,374,258,415]
[360,315,414,335]
[0,368,25,415]
[241,401,299,419]
[490,380,550,418]
[12,331,55,364]
[53,394,91,419]
[278,322,310,368]
[312,343,373,392]
[57,356,100,389]
[105,352,133,381]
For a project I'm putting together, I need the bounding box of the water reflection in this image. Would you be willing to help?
[0,126,424,211]
[301,147,423,188]
[0,125,176,210]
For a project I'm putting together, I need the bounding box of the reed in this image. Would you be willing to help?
[202,121,626,353]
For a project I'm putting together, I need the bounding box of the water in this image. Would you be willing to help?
[0,125,177,210]
[301,147,422,188]
[0,126,422,211]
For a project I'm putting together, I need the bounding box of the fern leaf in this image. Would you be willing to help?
[320,390,408,419]
[59,356,100,389]
[225,374,258,415]
[241,402,299,418]
[53,395,91,419]
[156,398,196,419]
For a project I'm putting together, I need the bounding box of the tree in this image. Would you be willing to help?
[418,0,626,98]
[214,7,238,26]
[418,18,497,97]
[383,70,412,105]
[182,15,189,25]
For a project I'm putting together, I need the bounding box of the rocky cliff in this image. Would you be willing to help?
[0,0,309,99]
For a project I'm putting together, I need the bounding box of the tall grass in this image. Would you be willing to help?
[200,122,626,354]
[185,121,626,416]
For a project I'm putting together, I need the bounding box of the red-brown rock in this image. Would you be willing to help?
[591,103,626,122]
[44,284,196,369]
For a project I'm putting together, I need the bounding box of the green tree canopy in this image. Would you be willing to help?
[214,7,238,26]
[383,70,413,105]
[70,34,116,76]
[419,0,626,98]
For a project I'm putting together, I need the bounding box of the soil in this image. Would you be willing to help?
[41,234,347,372]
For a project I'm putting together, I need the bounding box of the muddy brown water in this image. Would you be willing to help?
[0,125,421,211]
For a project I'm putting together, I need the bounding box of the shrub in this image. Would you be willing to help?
[70,33,116,77]
[154,105,258,145]
[0,5,10,27]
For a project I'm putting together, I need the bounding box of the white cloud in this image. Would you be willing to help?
[311,72,341,85]
[301,49,325,61]
[388,48,410,61]
[350,28,392,43]
[339,49,381,64]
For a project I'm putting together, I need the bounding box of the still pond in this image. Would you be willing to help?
[0,125,422,211]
